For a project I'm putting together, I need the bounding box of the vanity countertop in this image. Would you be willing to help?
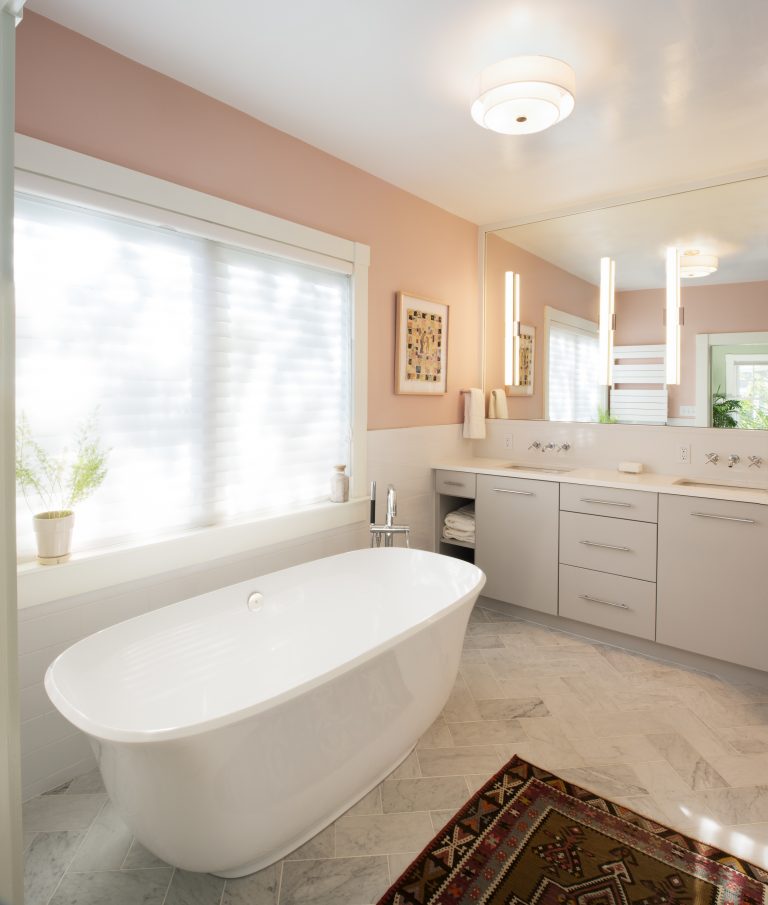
[434,458,768,506]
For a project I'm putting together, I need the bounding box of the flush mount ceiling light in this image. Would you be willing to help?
[471,55,575,135]
[680,249,718,278]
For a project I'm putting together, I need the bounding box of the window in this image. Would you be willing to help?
[15,188,356,561]
[545,308,600,422]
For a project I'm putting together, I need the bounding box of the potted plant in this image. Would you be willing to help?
[16,412,109,564]
[711,387,742,429]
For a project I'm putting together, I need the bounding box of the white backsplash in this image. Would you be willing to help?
[475,419,768,481]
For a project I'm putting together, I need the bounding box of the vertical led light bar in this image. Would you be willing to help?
[504,271,521,386]
[665,246,681,385]
[598,256,615,385]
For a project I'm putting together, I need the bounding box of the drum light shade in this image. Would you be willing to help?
[471,55,575,135]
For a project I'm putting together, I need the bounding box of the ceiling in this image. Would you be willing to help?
[494,175,768,290]
[25,0,768,226]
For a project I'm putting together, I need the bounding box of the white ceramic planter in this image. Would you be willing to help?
[33,511,74,564]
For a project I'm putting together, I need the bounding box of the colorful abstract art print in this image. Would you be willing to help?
[507,324,535,396]
[395,292,448,395]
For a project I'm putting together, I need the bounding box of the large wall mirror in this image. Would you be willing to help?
[484,175,768,429]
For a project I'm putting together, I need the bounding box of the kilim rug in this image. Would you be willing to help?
[376,755,768,905]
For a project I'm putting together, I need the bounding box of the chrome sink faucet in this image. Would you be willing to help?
[728,454,740,468]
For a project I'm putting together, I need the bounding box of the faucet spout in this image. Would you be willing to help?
[386,484,397,527]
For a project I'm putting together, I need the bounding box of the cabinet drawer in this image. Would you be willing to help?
[559,511,657,581]
[435,470,476,499]
[559,565,656,640]
[560,483,657,522]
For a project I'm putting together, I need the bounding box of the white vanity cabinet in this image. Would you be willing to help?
[474,474,559,614]
[657,494,768,672]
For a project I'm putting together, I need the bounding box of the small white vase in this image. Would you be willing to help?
[33,511,75,564]
[330,465,349,503]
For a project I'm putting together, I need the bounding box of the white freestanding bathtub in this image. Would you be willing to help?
[45,547,485,877]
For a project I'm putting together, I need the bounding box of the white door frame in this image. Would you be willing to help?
[1,3,26,904]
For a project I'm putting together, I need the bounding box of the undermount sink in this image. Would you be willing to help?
[505,464,574,474]
[674,478,768,493]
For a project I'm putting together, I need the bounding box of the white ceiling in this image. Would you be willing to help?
[494,175,768,290]
[25,0,768,226]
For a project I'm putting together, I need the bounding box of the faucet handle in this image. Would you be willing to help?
[705,452,719,465]
[558,442,571,453]
[528,441,541,450]
[748,455,763,469]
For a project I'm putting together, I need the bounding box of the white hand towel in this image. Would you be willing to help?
[463,388,486,439]
[491,389,508,419]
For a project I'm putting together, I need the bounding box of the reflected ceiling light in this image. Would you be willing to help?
[598,257,616,386]
[680,249,718,278]
[504,271,521,386]
[471,55,575,135]
[665,247,683,385]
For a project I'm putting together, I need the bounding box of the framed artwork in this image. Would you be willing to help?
[507,324,535,396]
[395,292,448,395]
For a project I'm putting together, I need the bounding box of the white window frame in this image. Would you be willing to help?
[14,136,369,608]
[694,332,768,427]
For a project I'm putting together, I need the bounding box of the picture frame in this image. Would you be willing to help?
[506,324,535,396]
[395,291,449,395]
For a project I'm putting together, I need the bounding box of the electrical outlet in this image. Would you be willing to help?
[679,445,690,464]
[504,436,514,449]
[679,405,696,417]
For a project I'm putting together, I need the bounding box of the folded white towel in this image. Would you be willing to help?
[445,512,475,530]
[442,526,476,542]
[490,389,508,419]
[463,388,486,439]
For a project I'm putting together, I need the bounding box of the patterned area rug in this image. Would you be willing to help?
[376,755,768,905]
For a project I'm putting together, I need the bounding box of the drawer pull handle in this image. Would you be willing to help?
[579,594,630,610]
[579,540,631,552]
[443,481,466,487]
[580,498,632,508]
[493,488,535,496]
[690,512,757,525]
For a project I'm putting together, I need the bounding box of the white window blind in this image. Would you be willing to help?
[547,319,600,422]
[14,192,352,560]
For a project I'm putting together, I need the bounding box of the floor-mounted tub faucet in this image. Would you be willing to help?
[370,481,410,548]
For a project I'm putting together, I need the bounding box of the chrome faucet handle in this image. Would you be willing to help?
[558,442,571,453]
[705,452,719,465]
[728,454,740,468]
[528,441,541,450]
[748,455,763,468]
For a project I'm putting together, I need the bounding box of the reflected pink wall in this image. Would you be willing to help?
[485,233,599,420]
[15,13,479,431]
[616,280,768,419]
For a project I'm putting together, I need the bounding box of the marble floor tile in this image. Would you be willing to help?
[388,852,418,882]
[440,676,481,723]
[67,769,106,794]
[430,810,456,831]
[23,793,107,832]
[23,831,38,852]
[460,663,507,700]
[49,867,173,905]
[164,868,225,905]
[68,801,133,871]
[559,764,649,798]
[222,864,280,905]
[417,746,500,778]
[719,725,768,755]
[334,812,434,857]
[24,830,83,905]
[476,697,549,720]
[693,786,768,826]
[284,824,335,861]
[571,734,662,765]
[708,753,768,788]
[646,733,729,791]
[381,776,469,814]
[463,634,504,649]
[415,717,453,749]
[121,839,170,870]
[343,785,382,817]
[448,719,526,746]
[279,856,389,905]
[387,751,421,780]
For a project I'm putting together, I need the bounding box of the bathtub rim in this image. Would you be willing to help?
[44,549,486,745]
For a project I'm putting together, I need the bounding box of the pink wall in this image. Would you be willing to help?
[616,280,768,419]
[15,13,479,431]
[485,233,599,420]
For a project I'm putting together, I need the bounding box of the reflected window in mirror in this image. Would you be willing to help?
[545,307,602,422]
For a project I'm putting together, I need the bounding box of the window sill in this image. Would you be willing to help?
[17,497,369,609]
